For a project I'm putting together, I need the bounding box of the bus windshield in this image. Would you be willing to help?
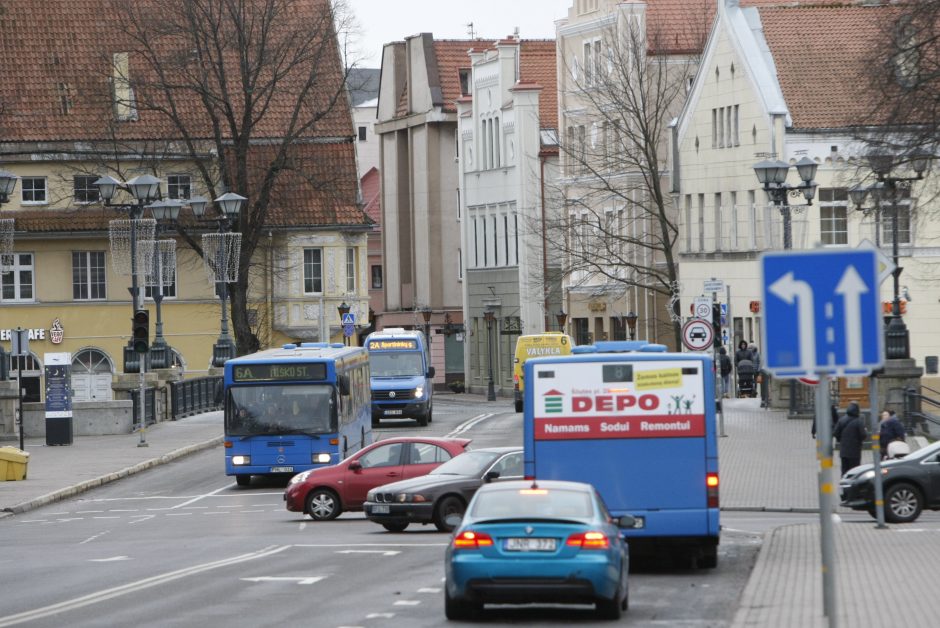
[369,352,425,377]
[226,384,336,436]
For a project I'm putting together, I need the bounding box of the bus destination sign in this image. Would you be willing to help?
[367,339,418,350]
[232,363,327,382]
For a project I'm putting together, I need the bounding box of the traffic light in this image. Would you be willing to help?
[132,309,150,354]
[711,303,721,348]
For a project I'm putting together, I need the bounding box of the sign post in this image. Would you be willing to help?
[762,248,884,628]
[12,328,29,451]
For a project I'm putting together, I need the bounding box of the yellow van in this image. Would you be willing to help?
[513,332,573,412]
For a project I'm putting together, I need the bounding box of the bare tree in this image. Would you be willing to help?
[546,11,708,347]
[94,0,365,355]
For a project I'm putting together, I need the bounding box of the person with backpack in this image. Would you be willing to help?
[834,402,868,475]
[718,347,732,398]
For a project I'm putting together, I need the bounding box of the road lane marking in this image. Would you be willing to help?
[335,550,401,556]
[294,543,447,548]
[417,587,440,593]
[0,545,290,627]
[365,613,395,619]
[447,413,495,436]
[92,516,120,520]
[393,600,420,606]
[128,515,155,525]
[79,532,110,545]
[170,484,230,510]
[241,576,325,585]
[89,556,130,563]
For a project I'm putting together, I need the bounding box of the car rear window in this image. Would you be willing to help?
[471,488,594,519]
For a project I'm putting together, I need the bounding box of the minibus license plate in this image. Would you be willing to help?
[506,538,556,552]
[270,466,293,473]
[371,504,390,514]
[384,409,403,415]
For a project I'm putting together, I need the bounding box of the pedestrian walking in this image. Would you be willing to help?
[734,340,751,367]
[747,343,769,406]
[878,409,905,459]
[812,404,840,440]
[833,402,867,475]
[718,347,732,398]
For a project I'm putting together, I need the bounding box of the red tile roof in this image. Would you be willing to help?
[519,40,558,130]
[0,0,366,231]
[432,40,478,113]
[360,167,382,227]
[757,3,900,130]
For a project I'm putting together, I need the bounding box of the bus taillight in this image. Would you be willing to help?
[706,472,719,508]
[224,441,233,449]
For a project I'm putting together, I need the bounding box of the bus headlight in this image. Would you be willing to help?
[414,386,424,398]
[312,453,332,464]
[232,455,251,466]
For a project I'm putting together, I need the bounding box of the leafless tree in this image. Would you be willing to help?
[545,10,708,347]
[94,0,365,355]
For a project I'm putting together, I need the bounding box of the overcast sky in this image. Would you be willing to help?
[344,0,572,67]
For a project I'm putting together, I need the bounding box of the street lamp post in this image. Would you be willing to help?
[337,301,351,346]
[483,308,496,401]
[625,311,638,340]
[753,158,818,416]
[555,310,567,333]
[0,171,18,446]
[421,306,432,359]
[849,153,930,360]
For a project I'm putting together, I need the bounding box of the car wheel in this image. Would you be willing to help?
[434,496,465,532]
[305,489,342,521]
[514,399,523,413]
[595,589,623,620]
[427,405,433,423]
[235,475,250,487]
[417,412,428,427]
[382,522,408,533]
[885,483,923,523]
[444,587,481,621]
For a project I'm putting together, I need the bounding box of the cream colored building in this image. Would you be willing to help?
[672,1,939,370]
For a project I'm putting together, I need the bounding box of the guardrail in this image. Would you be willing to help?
[129,387,158,426]
[170,376,222,419]
[903,387,940,438]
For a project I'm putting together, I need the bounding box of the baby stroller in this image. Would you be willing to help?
[737,359,757,398]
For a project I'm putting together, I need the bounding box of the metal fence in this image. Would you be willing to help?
[129,387,158,427]
[171,376,223,419]
[903,385,940,438]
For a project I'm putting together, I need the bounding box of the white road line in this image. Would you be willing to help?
[76,511,104,514]
[365,613,395,619]
[170,484,231,510]
[417,587,440,593]
[165,513,193,517]
[393,600,420,606]
[79,532,109,545]
[88,556,130,563]
[202,512,227,516]
[0,545,290,627]
[241,576,325,585]
[293,543,448,548]
[56,518,83,523]
[19,520,47,524]
[446,412,495,436]
[298,522,307,532]
[182,506,210,510]
[128,515,155,525]
[335,550,401,556]
[239,510,265,514]
[92,516,120,520]
[108,509,138,513]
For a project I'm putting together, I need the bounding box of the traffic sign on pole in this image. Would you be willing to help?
[761,249,883,377]
[341,312,356,326]
[681,318,714,351]
[693,297,712,320]
[343,323,355,338]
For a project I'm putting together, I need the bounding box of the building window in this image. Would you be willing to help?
[882,192,912,245]
[72,251,107,300]
[483,217,488,266]
[21,178,47,204]
[74,175,100,204]
[730,191,739,250]
[473,218,479,267]
[503,215,509,265]
[818,188,848,245]
[714,192,722,250]
[167,174,191,200]
[371,265,383,289]
[573,318,590,345]
[684,195,692,252]
[1,253,34,302]
[698,194,705,251]
[346,247,356,292]
[144,269,177,299]
[358,126,367,141]
[303,248,323,293]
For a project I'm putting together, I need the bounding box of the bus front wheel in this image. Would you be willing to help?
[235,475,250,487]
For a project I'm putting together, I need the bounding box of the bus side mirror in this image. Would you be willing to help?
[427,367,436,378]
[339,375,350,396]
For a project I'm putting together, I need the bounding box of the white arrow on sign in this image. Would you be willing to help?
[835,265,869,368]
[241,576,326,585]
[769,271,815,373]
[336,549,401,556]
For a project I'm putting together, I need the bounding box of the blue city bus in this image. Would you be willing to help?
[223,343,372,487]
[365,328,435,427]
[523,341,720,568]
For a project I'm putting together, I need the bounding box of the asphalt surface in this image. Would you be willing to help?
[1,396,936,626]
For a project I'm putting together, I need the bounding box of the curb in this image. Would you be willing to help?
[0,436,223,518]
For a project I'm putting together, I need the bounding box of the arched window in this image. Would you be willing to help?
[71,349,115,402]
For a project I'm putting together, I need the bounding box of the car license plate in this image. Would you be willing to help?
[371,504,390,514]
[631,516,645,529]
[270,466,293,473]
[384,409,403,415]
[505,537,556,552]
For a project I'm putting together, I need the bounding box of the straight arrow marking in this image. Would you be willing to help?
[835,265,868,367]
[241,576,325,585]
[769,271,816,372]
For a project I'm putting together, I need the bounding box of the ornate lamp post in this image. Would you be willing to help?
[0,171,17,444]
[483,307,496,401]
[421,306,432,358]
[753,157,818,250]
[849,153,930,360]
[625,311,638,340]
[337,301,351,346]
[555,310,567,333]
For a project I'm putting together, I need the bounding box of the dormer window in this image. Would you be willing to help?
[459,69,471,96]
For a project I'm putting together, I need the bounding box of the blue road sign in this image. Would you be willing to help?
[761,249,883,377]
[343,323,355,338]
[341,312,356,325]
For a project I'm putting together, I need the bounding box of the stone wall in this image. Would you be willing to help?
[22,400,134,438]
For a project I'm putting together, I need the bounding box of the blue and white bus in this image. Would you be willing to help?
[523,341,720,568]
[365,328,435,427]
[223,343,372,487]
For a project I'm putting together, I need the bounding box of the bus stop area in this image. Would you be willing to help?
[1,398,936,626]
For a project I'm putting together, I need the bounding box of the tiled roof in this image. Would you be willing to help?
[360,167,382,227]
[519,40,558,130]
[0,0,365,232]
[757,3,899,130]
[432,40,478,113]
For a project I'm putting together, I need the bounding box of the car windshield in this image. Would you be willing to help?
[369,352,425,377]
[225,384,335,436]
[430,450,504,476]
[470,488,595,520]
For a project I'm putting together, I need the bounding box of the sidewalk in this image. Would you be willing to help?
[2,399,936,626]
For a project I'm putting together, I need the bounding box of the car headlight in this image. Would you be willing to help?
[232,455,250,466]
[414,386,424,398]
[289,471,312,485]
[396,493,428,503]
[312,453,332,464]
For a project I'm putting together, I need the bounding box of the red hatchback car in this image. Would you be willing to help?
[284,437,472,520]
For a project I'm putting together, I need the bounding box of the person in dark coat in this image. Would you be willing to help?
[718,347,732,398]
[833,402,868,475]
[734,340,751,366]
[878,409,906,459]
